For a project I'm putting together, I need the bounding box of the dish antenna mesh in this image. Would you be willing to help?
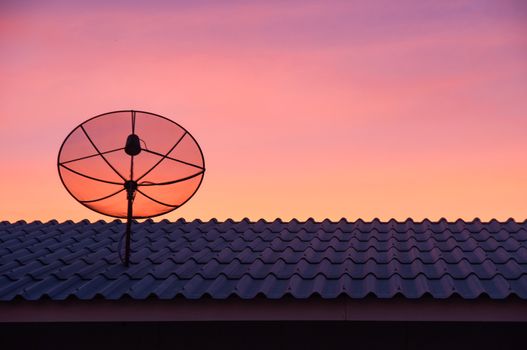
[58,110,205,265]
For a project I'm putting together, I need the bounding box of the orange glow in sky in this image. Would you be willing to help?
[1,0,527,222]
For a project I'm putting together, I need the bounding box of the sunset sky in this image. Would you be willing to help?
[1,0,526,222]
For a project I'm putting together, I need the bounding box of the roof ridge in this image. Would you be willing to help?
[4,218,527,224]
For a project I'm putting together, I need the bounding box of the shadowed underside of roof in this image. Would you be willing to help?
[0,218,526,301]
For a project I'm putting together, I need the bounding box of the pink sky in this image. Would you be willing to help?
[1,0,527,222]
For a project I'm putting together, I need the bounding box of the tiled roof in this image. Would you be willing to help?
[1,219,526,301]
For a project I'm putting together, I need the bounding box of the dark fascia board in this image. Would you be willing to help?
[1,296,527,323]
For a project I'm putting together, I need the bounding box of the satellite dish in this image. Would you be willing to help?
[58,110,205,265]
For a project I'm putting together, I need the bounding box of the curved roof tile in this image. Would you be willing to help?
[0,219,526,301]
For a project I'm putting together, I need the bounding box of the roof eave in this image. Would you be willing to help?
[1,295,526,323]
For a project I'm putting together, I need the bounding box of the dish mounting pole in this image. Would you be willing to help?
[124,180,137,267]
[123,113,141,267]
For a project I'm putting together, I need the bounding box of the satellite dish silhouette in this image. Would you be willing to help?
[58,110,205,265]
